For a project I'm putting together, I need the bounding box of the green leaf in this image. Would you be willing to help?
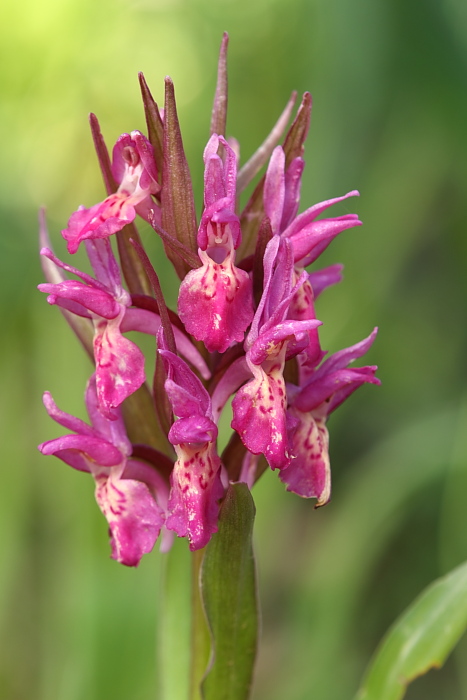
[190,548,212,700]
[356,560,467,700]
[200,484,258,700]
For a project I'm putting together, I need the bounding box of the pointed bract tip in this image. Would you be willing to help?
[89,112,100,127]
[138,71,152,98]
[38,208,49,249]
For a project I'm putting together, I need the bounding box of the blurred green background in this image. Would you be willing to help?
[2,0,467,698]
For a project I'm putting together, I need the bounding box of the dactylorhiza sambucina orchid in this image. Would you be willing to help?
[38,35,379,567]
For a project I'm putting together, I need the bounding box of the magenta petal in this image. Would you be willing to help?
[94,474,164,566]
[279,410,330,505]
[289,215,362,267]
[283,190,360,241]
[62,197,136,254]
[203,134,237,206]
[164,380,211,422]
[296,367,380,413]
[84,239,124,296]
[288,275,324,369]
[111,131,159,192]
[42,391,96,437]
[45,297,91,318]
[178,251,253,353]
[40,246,105,289]
[281,157,305,230]
[84,375,132,453]
[308,264,344,298]
[39,446,92,473]
[248,318,321,365]
[39,434,122,467]
[218,135,237,202]
[198,135,241,252]
[204,152,227,207]
[130,131,159,190]
[165,443,224,551]
[198,203,241,254]
[168,415,218,445]
[313,327,378,378]
[112,133,136,183]
[231,361,292,470]
[328,367,380,413]
[263,146,285,235]
[159,349,211,416]
[93,315,146,417]
[247,235,281,345]
[38,281,120,319]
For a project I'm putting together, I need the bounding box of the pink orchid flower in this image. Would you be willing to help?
[62,131,160,254]
[38,376,169,566]
[178,134,254,353]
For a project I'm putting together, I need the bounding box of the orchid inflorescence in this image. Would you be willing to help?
[38,34,379,566]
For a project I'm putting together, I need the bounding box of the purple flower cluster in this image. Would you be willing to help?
[38,35,379,566]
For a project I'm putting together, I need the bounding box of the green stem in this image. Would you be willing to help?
[159,538,191,700]
[190,547,211,700]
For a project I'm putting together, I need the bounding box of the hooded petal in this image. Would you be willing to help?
[159,348,211,417]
